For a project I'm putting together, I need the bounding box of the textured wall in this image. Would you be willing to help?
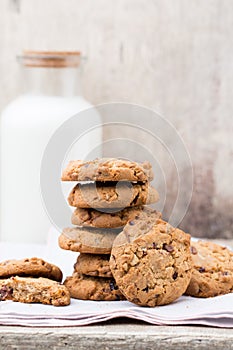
[0,0,233,238]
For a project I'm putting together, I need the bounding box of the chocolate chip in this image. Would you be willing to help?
[222,271,229,276]
[163,243,174,252]
[191,246,198,255]
[1,286,12,295]
[173,272,178,280]
[142,286,149,292]
[152,242,157,249]
[129,221,135,226]
[198,267,206,273]
[135,215,139,219]
[0,286,13,301]
[109,281,115,291]
[115,294,121,301]
[109,281,118,291]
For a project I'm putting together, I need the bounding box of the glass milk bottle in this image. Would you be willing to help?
[1,51,102,244]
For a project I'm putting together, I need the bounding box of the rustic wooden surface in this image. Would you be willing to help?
[1,322,233,350]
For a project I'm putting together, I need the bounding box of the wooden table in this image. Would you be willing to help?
[1,321,233,350]
[1,239,232,350]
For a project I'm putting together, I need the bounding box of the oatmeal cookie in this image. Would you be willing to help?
[0,257,62,282]
[62,158,153,182]
[59,227,121,254]
[110,220,192,307]
[185,240,233,298]
[64,272,125,301]
[68,182,159,209]
[72,206,161,228]
[74,254,112,278]
[0,276,70,306]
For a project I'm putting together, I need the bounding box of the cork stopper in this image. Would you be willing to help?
[18,51,81,68]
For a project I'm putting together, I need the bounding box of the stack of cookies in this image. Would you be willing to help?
[1,158,233,309]
[59,158,161,301]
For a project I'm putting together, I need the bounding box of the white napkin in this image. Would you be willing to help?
[0,228,233,328]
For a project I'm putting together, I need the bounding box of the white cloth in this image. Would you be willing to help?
[0,228,233,328]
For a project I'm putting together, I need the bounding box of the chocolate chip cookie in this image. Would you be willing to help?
[64,272,125,301]
[110,220,192,307]
[72,206,162,228]
[0,276,70,306]
[0,257,63,282]
[62,158,153,182]
[74,254,112,278]
[68,181,159,209]
[185,240,233,298]
[59,227,121,254]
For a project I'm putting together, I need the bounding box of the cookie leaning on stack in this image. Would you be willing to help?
[60,158,161,301]
[110,218,192,307]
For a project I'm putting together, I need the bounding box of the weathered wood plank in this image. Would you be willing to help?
[1,323,233,350]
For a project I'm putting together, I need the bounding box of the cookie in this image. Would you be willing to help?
[59,227,121,254]
[68,181,159,209]
[72,206,162,228]
[64,272,125,301]
[185,240,233,298]
[74,254,112,278]
[0,257,63,282]
[112,208,162,243]
[62,158,153,182]
[110,220,192,307]
[0,276,70,306]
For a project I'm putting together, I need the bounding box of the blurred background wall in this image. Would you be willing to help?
[0,0,232,238]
